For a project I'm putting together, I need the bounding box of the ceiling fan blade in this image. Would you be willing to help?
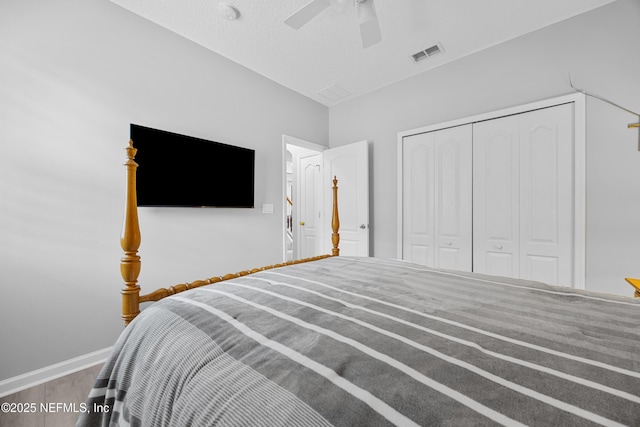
[357,0,381,48]
[285,0,331,30]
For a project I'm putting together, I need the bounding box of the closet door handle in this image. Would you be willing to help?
[496,244,503,250]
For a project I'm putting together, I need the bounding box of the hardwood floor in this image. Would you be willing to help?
[0,364,102,427]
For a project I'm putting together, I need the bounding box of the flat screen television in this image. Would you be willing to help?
[131,124,255,208]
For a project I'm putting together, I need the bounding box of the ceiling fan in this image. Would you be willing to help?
[284,0,382,48]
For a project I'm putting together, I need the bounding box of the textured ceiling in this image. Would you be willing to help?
[110,0,615,106]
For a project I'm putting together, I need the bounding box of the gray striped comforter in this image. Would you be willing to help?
[78,257,640,426]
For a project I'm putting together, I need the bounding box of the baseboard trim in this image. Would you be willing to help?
[0,347,112,398]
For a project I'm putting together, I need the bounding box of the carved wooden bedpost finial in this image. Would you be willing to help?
[121,139,141,325]
[624,278,640,298]
[332,176,340,256]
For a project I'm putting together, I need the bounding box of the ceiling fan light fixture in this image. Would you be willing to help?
[285,0,382,48]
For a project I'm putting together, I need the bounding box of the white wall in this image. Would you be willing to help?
[2,0,638,384]
[0,0,328,381]
[329,0,640,296]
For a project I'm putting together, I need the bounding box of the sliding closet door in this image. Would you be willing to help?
[473,103,574,286]
[402,125,472,271]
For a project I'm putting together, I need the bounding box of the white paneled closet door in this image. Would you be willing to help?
[402,125,472,271]
[520,105,574,285]
[473,103,575,286]
[402,132,434,265]
[472,115,520,278]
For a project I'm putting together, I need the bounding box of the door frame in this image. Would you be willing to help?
[396,93,586,289]
[282,135,327,262]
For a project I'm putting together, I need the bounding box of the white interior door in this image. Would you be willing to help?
[298,153,323,259]
[323,141,369,256]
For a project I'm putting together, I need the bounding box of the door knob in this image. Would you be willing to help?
[496,244,503,250]
[359,224,367,229]
[300,221,305,226]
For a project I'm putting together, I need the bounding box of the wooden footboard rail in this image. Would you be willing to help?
[120,140,341,325]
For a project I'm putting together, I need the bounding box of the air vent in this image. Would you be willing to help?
[317,84,351,102]
[411,44,443,63]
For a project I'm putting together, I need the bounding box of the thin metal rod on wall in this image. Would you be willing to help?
[569,78,640,149]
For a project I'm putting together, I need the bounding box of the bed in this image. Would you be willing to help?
[77,140,640,426]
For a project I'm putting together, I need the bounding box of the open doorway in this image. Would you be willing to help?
[282,135,326,262]
[282,135,371,262]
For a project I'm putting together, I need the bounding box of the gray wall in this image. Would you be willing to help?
[0,0,328,381]
[2,0,639,383]
[328,0,640,296]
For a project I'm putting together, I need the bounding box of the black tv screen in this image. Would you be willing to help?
[131,124,255,208]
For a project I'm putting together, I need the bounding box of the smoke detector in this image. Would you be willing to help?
[218,2,240,20]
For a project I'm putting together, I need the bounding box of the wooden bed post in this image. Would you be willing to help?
[120,140,141,325]
[332,176,340,256]
[624,278,640,298]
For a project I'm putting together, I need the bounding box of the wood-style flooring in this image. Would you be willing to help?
[0,364,102,427]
